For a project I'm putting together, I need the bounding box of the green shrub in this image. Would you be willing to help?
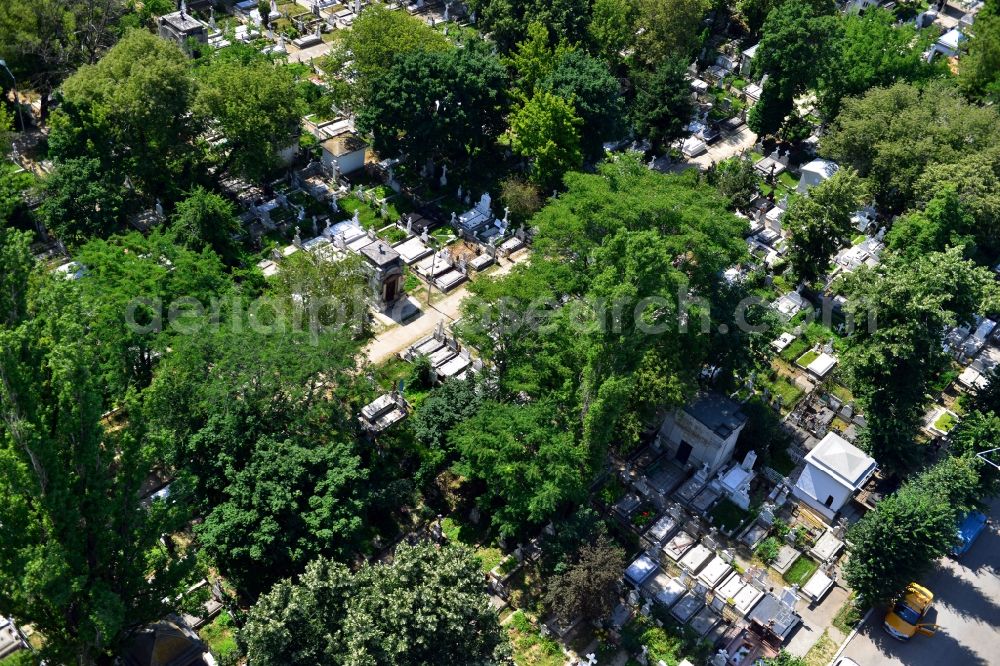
[756,537,781,563]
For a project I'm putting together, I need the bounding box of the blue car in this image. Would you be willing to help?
[952,511,988,557]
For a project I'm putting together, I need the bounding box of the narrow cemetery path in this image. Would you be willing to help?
[364,248,530,365]
[663,125,759,173]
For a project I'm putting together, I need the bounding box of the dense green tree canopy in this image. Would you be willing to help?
[0,274,195,664]
[50,30,196,197]
[243,544,511,665]
[328,4,451,105]
[540,50,623,159]
[451,400,591,536]
[466,0,592,53]
[629,56,694,153]
[545,535,624,625]
[817,9,938,120]
[633,0,710,64]
[748,0,836,136]
[821,82,1000,213]
[885,185,974,261]
[509,91,583,189]
[169,187,243,262]
[785,167,866,284]
[194,59,304,183]
[842,248,998,472]
[74,230,229,403]
[37,156,126,244]
[844,456,982,606]
[358,44,510,168]
[959,8,1000,104]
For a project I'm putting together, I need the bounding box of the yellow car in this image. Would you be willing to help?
[883,583,937,640]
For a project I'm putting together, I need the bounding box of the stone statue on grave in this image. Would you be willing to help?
[355,0,362,15]
[463,191,470,205]
[293,227,302,247]
[334,232,346,249]
[430,17,435,28]
[330,197,339,212]
[476,191,492,215]
[315,23,322,38]
[502,206,510,224]
[439,164,448,187]
[155,199,164,219]
[180,0,187,16]
[351,209,360,226]
[450,211,457,225]
[209,7,216,28]
[276,34,286,52]
[470,10,476,23]
[444,1,451,21]
[457,185,463,200]
[741,449,757,471]
[271,0,279,15]
[298,205,306,221]
[420,229,429,243]
[324,218,332,234]
[311,216,318,236]
[406,215,413,234]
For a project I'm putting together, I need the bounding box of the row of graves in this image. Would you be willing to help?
[679,40,761,159]
[598,391,867,661]
[401,320,484,384]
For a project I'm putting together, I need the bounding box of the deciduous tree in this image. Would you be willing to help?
[785,168,866,284]
[545,535,624,625]
[50,30,196,197]
[842,248,998,472]
[844,456,981,606]
[194,59,304,183]
[509,91,583,189]
[243,544,511,665]
[358,44,509,169]
[0,276,196,665]
[629,56,693,154]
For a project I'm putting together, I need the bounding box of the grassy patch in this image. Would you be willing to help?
[778,171,798,190]
[804,631,839,666]
[621,615,711,666]
[441,516,501,573]
[0,652,36,666]
[710,498,752,532]
[783,556,819,587]
[780,338,811,363]
[761,373,805,412]
[851,233,867,245]
[338,195,380,229]
[380,225,408,244]
[833,593,864,634]
[933,411,958,433]
[828,381,854,405]
[509,612,563,666]
[796,349,820,368]
[199,611,238,661]
[477,546,504,573]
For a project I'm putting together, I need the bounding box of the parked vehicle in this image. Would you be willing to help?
[883,583,936,640]
[952,510,988,557]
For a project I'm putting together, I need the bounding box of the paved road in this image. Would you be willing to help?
[364,249,529,364]
[839,495,1000,666]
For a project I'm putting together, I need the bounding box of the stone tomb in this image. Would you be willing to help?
[697,555,733,590]
[679,544,714,575]
[770,545,800,575]
[663,531,697,561]
[671,591,705,623]
[689,606,721,637]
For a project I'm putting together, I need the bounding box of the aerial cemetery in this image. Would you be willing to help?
[2,0,1000,664]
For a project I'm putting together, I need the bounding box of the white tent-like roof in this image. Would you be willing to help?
[799,433,876,495]
[797,159,839,193]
